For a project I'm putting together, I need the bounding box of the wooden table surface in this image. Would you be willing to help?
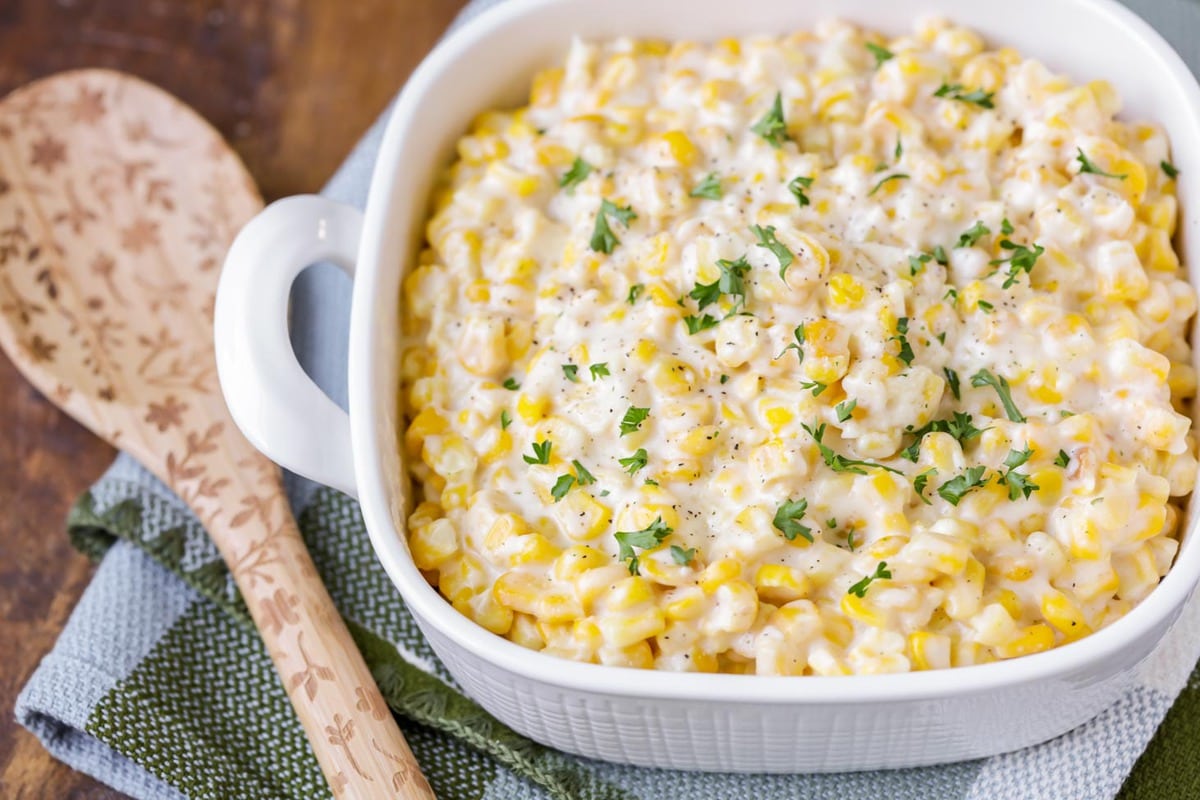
[0,1,469,796]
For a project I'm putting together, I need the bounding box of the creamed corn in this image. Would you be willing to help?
[401,18,1197,675]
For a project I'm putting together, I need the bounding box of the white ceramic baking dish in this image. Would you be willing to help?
[214,0,1200,772]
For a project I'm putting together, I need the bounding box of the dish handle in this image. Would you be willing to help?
[215,195,359,497]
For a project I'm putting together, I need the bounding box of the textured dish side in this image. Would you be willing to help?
[350,0,1200,773]
[415,600,1160,770]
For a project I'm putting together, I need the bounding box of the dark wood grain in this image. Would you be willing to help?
[0,1,468,796]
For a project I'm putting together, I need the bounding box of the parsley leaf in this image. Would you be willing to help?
[689,255,751,320]
[572,459,596,486]
[913,468,937,504]
[750,224,795,280]
[1075,148,1127,180]
[589,362,610,380]
[773,498,813,542]
[970,368,1026,422]
[615,516,673,575]
[670,544,696,566]
[956,220,991,248]
[777,323,806,364]
[788,175,814,208]
[1055,449,1070,468]
[799,380,828,397]
[559,157,593,192]
[803,421,902,475]
[590,199,637,254]
[1001,217,1014,235]
[562,363,580,382]
[990,239,1045,289]
[690,173,723,200]
[997,446,1040,500]
[977,299,994,312]
[684,314,720,334]
[500,409,512,430]
[627,284,644,305]
[909,252,932,276]
[619,448,648,475]
[751,91,790,148]
[523,439,552,465]
[869,172,910,196]
[892,316,915,366]
[502,377,520,391]
[1162,160,1180,179]
[944,367,961,400]
[937,465,988,505]
[866,41,894,67]
[620,406,650,436]
[900,411,986,461]
[551,474,575,502]
[848,561,892,597]
[933,82,995,108]
[836,398,857,423]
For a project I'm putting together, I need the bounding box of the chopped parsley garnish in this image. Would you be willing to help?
[550,474,575,502]
[694,255,752,310]
[502,377,520,391]
[788,175,814,208]
[751,91,790,148]
[869,172,910,196]
[562,363,580,382]
[803,421,902,475]
[799,380,828,397]
[900,411,986,461]
[559,157,592,192]
[913,468,937,504]
[690,172,723,200]
[944,367,962,400]
[719,373,730,384]
[997,446,1039,500]
[944,287,959,302]
[589,362,610,380]
[836,398,857,423]
[1075,148,1127,180]
[970,368,1026,422]
[891,317,915,366]
[523,439,552,465]
[866,41,894,67]
[977,300,994,312]
[627,284,644,305]
[990,239,1045,288]
[848,561,892,597]
[620,406,650,436]
[572,459,596,486]
[1162,160,1179,179]
[500,409,512,430]
[846,531,858,551]
[937,465,988,505]
[750,224,795,280]
[933,82,995,108]
[1055,449,1071,468]
[684,314,721,334]
[1001,217,1014,235]
[619,448,648,475]
[615,516,673,575]
[909,246,948,277]
[590,199,637,254]
[670,545,696,566]
[773,498,813,542]
[956,220,991,248]
[895,136,904,161]
[777,323,806,364]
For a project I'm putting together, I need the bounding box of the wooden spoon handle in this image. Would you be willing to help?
[219,505,435,799]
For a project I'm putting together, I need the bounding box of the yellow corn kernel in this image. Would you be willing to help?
[492,570,543,615]
[484,513,526,550]
[700,558,743,592]
[1041,590,1092,642]
[438,554,487,604]
[508,533,560,567]
[679,425,721,457]
[827,273,866,309]
[554,490,610,542]
[651,356,697,396]
[535,590,585,623]
[553,546,607,582]
[665,587,707,621]
[1069,519,1103,560]
[764,406,795,434]
[455,592,514,636]
[908,631,952,671]
[409,518,458,570]
[867,535,906,560]
[994,623,1056,659]
[600,607,667,649]
[599,640,655,669]
[509,613,543,650]
[405,408,448,455]
[754,564,810,604]
[530,67,563,106]
[841,593,887,627]
[661,130,699,166]
[517,393,550,425]
[606,576,656,612]
[994,588,1024,620]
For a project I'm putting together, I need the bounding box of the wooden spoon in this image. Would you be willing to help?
[0,70,433,799]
